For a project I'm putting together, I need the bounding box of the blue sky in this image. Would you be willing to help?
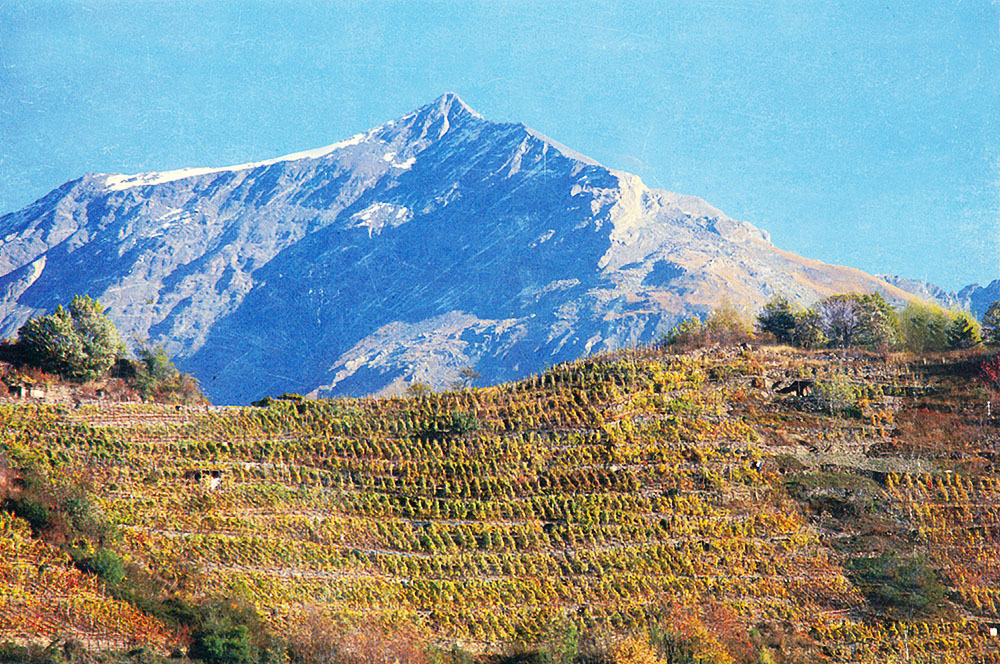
[1,0,997,290]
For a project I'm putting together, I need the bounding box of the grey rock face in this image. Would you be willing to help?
[0,93,916,403]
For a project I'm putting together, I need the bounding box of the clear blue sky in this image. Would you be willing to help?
[1,0,997,290]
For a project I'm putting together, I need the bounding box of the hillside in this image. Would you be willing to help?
[2,343,999,662]
[0,93,921,404]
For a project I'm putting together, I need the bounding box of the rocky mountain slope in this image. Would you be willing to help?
[0,93,918,404]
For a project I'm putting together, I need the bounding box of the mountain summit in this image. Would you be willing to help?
[0,94,914,403]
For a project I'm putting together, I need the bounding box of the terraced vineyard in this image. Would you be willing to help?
[2,345,1000,662]
[0,511,173,651]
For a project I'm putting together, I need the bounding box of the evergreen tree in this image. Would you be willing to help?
[757,296,797,344]
[945,312,981,349]
[900,303,950,352]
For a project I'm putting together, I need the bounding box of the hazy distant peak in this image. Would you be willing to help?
[880,274,1000,319]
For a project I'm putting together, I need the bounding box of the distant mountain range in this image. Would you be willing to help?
[876,274,999,320]
[0,94,989,403]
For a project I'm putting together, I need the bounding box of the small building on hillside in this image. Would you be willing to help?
[183,468,224,490]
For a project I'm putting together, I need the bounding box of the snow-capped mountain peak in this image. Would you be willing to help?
[98,93,486,193]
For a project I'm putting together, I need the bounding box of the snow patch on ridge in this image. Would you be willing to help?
[103,132,371,191]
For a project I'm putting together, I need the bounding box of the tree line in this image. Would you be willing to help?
[667,292,1000,353]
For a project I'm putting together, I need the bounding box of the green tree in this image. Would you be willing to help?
[900,302,950,353]
[946,311,981,350]
[791,309,827,349]
[983,301,1000,346]
[18,295,125,381]
[817,293,898,350]
[756,296,797,344]
[132,345,204,403]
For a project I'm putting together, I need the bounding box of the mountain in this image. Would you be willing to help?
[878,274,999,319]
[963,281,1000,318]
[0,93,918,404]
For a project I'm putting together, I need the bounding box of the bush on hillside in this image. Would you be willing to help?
[193,625,256,664]
[18,295,126,381]
[3,495,52,533]
[808,374,860,416]
[980,355,1000,391]
[131,345,205,404]
[75,548,127,587]
[0,640,85,664]
[665,302,754,349]
[845,553,948,619]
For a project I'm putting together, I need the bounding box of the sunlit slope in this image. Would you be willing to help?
[0,507,173,649]
[3,346,1000,661]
